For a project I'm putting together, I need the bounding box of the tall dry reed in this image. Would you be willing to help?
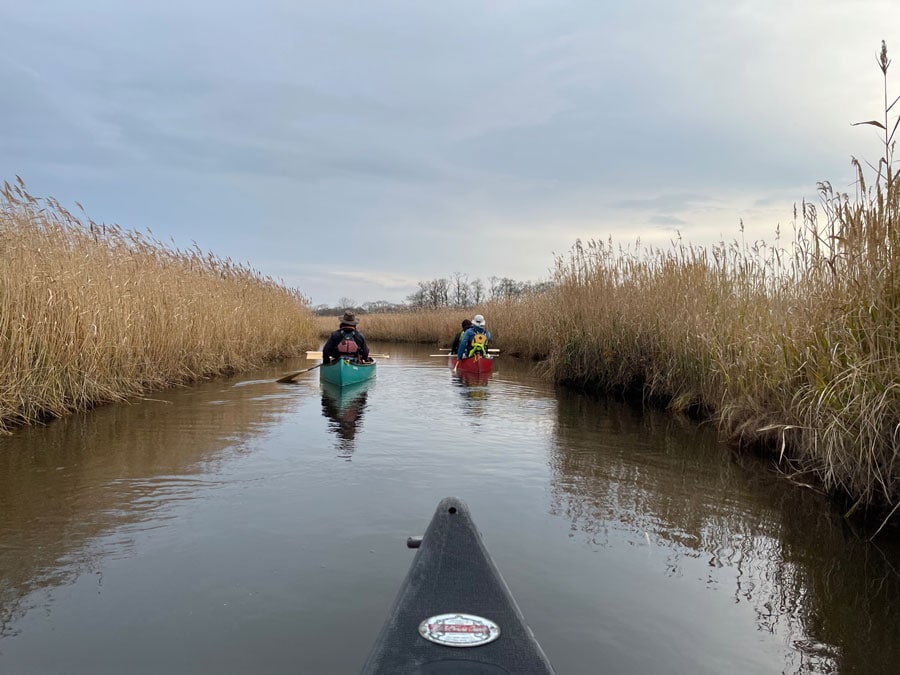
[515,44,900,516]
[0,180,317,433]
[524,202,898,513]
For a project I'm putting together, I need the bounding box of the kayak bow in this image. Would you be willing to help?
[361,497,554,674]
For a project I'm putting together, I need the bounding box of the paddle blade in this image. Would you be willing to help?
[437,348,499,353]
[305,351,388,359]
[276,362,322,383]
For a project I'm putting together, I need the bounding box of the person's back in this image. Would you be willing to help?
[450,319,473,355]
[458,314,491,359]
[322,311,370,364]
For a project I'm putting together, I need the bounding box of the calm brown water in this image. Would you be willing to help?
[1,344,898,674]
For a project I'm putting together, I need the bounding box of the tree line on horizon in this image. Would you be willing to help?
[312,273,554,315]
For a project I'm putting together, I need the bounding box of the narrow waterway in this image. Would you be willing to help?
[0,344,898,674]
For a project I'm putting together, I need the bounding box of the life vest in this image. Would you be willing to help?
[467,330,488,357]
[337,331,359,355]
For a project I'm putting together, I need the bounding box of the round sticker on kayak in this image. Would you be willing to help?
[419,613,500,647]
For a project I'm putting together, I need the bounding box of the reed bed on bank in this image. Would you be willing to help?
[0,181,317,433]
[523,47,900,514]
[530,173,899,512]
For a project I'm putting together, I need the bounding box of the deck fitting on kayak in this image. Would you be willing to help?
[361,497,555,674]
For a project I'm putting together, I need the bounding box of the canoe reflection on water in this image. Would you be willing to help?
[452,370,492,418]
[454,370,492,386]
[320,380,371,458]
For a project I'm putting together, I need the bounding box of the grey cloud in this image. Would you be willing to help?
[4,66,445,184]
[612,194,711,211]
[648,215,687,226]
[2,0,889,307]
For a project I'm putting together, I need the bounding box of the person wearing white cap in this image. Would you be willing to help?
[457,314,492,360]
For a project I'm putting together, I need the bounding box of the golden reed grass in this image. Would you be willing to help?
[0,180,317,433]
[536,183,898,517]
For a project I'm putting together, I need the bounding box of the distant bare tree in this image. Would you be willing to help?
[427,278,450,308]
[363,300,393,313]
[450,272,470,308]
[406,283,428,308]
[401,273,550,310]
[494,277,522,300]
[470,278,484,304]
[487,276,498,301]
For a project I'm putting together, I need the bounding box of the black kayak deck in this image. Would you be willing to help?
[361,497,555,674]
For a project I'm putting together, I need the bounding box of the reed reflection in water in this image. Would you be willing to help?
[549,387,900,675]
[0,366,315,640]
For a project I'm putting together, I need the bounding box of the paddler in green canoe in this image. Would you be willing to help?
[321,311,371,365]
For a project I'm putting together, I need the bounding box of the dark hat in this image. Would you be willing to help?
[339,310,358,327]
[461,319,473,328]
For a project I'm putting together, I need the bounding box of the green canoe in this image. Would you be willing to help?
[319,358,376,387]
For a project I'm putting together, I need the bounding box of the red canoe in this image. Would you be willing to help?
[448,354,494,374]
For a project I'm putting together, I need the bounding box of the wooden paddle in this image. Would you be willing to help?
[305,351,390,359]
[437,348,500,353]
[430,353,500,357]
[276,363,323,383]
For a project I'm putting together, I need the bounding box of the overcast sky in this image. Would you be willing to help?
[3,1,896,306]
